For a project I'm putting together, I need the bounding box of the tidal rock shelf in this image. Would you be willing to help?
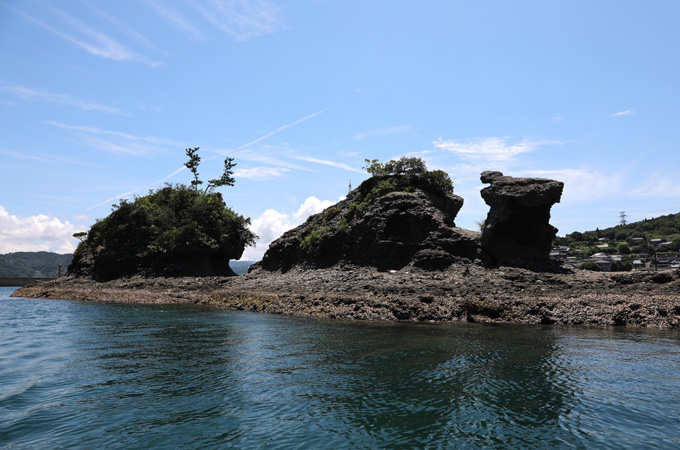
[13,265,680,328]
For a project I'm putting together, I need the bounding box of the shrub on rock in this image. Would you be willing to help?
[68,149,255,280]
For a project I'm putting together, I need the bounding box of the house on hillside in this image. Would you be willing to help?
[550,246,571,262]
[588,253,612,272]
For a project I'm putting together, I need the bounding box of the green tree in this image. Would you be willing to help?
[618,244,631,254]
[362,157,454,196]
[68,149,255,280]
[73,232,87,242]
[579,261,601,271]
[184,147,202,191]
[362,159,387,176]
[184,147,237,194]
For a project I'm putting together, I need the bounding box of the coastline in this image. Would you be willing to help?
[12,264,680,328]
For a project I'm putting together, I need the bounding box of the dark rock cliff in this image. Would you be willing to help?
[256,175,480,272]
[480,171,564,268]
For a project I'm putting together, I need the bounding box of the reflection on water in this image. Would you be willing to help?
[1,286,679,449]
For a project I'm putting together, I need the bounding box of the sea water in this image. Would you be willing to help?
[1,286,679,449]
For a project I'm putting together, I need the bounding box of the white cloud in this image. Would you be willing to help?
[0,206,80,254]
[0,83,125,115]
[293,196,335,221]
[611,109,634,117]
[234,166,289,180]
[190,0,284,41]
[434,137,559,162]
[354,125,413,140]
[240,208,295,261]
[240,195,338,261]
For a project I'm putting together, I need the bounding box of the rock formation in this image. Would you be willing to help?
[479,171,564,268]
[67,185,255,281]
[256,175,480,272]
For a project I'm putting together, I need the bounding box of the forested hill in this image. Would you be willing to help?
[555,213,680,250]
[0,252,73,277]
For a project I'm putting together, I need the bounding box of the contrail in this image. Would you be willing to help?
[234,107,329,151]
[86,108,328,212]
[86,166,186,211]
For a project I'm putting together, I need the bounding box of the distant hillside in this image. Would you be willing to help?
[555,212,680,253]
[0,252,73,277]
[229,260,256,275]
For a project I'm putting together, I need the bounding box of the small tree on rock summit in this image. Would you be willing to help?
[184,147,237,194]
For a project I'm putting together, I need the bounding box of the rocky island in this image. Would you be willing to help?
[13,158,680,328]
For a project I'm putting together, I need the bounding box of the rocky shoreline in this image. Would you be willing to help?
[12,265,680,328]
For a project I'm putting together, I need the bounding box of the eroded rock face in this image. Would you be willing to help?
[256,175,480,272]
[68,244,239,281]
[480,171,564,268]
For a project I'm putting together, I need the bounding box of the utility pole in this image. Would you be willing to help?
[619,211,628,226]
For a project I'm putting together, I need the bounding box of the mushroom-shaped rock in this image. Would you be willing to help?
[480,171,564,268]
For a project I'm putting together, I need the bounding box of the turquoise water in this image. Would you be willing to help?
[1,286,679,449]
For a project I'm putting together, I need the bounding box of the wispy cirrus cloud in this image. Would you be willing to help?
[354,125,413,140]
[610,109,634,117]
[6,4,161,66]
[46,121,181,158]
[143,0,206,41]
[226,149,311,171]
[631,171,680,199]
[83,2,166,55]
[434,137,561,162]
[0,147,52,164]
[46,121,181,146]
[1,83,125,115]
[190,0,285,41]
[234,166,289,180]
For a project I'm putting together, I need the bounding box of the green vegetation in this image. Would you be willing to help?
[299,225,332,249]
[78,184,255,258]
[554,213,679,271]
[578,261,601,271]
[362,157,453,196]
[293,157,455,252]
[69,149,256,279]
[184,147,237,193]
[554,213,680,255]
[0,252,73,277]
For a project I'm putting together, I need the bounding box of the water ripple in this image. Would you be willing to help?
[2,288,680,449]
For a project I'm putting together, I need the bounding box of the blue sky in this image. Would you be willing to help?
[1,0,679,260]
